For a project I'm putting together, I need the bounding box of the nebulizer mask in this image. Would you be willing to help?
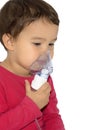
[30,51,53,90]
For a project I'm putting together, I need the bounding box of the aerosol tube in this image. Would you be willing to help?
[30,51,53,90]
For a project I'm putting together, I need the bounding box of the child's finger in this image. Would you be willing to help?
[25,80,31,93]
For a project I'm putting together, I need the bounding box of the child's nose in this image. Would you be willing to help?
[41,45,49,54]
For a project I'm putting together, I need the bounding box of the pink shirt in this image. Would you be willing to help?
[0,65,65,130]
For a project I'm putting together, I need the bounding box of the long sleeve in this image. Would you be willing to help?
[0,67,42,130]
[0,95,42,130]
[42,77,65,130]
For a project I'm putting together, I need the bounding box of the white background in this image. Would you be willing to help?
[0,0,98,130]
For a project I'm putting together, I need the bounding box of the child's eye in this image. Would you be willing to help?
[32,43,41,46]
[49,43,54,46]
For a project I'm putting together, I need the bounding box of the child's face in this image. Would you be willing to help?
[8,19,58,76]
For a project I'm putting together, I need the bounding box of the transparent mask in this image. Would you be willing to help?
[30,51,53,78]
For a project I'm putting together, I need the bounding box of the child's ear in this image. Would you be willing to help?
[2,34,15,50]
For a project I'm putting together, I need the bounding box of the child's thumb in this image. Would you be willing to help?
[25,80,31,93]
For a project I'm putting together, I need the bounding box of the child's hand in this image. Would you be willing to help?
[25,80,51,109]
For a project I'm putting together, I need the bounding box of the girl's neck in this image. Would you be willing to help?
[0,59,31,77]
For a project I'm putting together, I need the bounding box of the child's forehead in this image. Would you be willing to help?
[22,18,58,32]
[17,19,58,41]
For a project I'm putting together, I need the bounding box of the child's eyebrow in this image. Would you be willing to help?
[51,38,57,42]
[31,37,57,42]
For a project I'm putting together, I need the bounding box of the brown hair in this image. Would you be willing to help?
[0,0,59,49]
